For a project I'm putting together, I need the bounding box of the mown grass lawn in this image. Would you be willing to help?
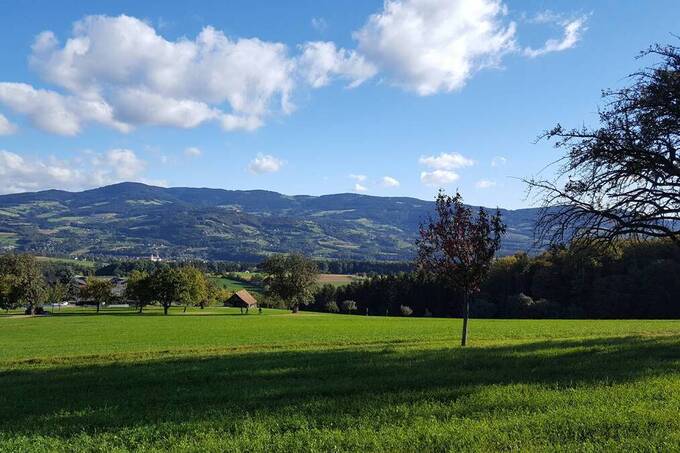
[1,308,679,452]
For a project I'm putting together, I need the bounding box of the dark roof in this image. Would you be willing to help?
[230,289,258,306]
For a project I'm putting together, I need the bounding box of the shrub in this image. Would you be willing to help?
[400,305,413,317]
[340,300,357,314]
[323,300,340,313]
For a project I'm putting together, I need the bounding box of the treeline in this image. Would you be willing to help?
[308,240,680,319]
[314,260,412,275]
[94,260,250,277]
[1,253,233,314]
[93,258,412,277]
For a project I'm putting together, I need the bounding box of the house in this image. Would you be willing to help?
[226,289,258,313]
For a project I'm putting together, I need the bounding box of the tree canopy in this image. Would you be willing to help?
[527,43,680,248]
[262,254,319,313]
[0,254,47,314]
[417,191,505,345]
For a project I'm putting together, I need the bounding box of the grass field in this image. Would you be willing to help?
[210,273,361,295]
[210,276,263,294]
[1,308,679,452]
[35,255,97,268]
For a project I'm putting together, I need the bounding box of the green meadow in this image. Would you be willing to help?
[1,308,679,452]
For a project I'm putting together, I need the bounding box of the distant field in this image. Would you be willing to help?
[210,276,262,295]
[210,273,361,294]
[317,273,364,286]
[0,309,679,452]
[35,255,97,268]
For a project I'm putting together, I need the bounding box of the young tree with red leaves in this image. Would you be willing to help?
[417,191,505,346]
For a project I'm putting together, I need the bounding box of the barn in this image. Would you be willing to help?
[226,289,258,313]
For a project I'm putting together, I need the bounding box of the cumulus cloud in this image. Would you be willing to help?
[184,147,202,157]
[419,152,475,170]
[248,153,284,174]
[1,9,588,135]
[491,156,507,167]
[0,148,152,194]
[0,82,129,135]
[420,169,459,186]
[523,15,587,58]
[349,174,368,182]
[475,179,496,189]
[0,113,17,135]
[380,176,400,188]
[101,149,146,179]
[419,151,474,186]
[354,183,368,192]
[355,0,516,95]
[3,15,296,134]
[299,41,377,88]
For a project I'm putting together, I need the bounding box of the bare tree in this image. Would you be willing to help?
[526,43,680,248]
[417,191,505,346]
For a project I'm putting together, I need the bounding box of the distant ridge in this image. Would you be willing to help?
[0,182,541,261]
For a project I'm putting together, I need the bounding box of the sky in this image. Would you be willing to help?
[0,0,678,208]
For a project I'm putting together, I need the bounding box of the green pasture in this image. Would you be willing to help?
[209,276,262,294]
[0,309,679,452]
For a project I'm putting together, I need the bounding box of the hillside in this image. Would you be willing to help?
[0,182,541,261]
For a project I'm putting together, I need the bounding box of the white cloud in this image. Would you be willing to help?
[419,151,474,186]
[420,169,459,186]
[103,149,146,179]
[491,156,507,167]
[0,82,129,135]
[0,10,588,135]
[523,16,587,58]
[349,174,367,182]
[311,17,328,32]
[355,0,516,95]
[299,41,377,88]
[15,15,296,133]
[184,147,202,158]
[419,152,475,170]
[475,179,496,189]
[380,176,400,187]
[0,148,151,194]
[248,153,284,174]
[112,88,219,129]
[0,113,17,135]
[354,183,368,192]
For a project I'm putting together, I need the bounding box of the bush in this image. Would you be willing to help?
[340,300,357,314]
[324,300,340,313]
[400,305,413,317]
[258,294,287,309]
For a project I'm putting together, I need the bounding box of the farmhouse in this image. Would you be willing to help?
[226,289,258,313]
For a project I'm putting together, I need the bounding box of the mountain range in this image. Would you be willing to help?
[0,182,542,261]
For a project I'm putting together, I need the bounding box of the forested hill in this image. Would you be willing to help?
[0,182,541,261]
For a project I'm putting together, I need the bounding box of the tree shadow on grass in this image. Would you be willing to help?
[0,336,678,440]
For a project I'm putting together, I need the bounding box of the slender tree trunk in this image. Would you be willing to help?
[183,304,188,313]
[163,304,169,315]
[96,302,100,313]
[139,304,143,314]
[292,304,299,313]
[461,293,470,347]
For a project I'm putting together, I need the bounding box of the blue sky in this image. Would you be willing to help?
[0,0,677,208]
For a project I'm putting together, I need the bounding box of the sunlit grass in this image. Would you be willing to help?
[1,310,678,451]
